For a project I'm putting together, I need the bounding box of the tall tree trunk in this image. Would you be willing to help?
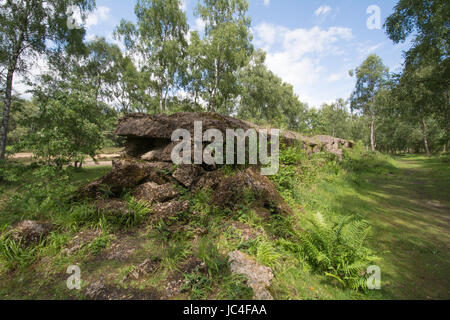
[422,117,431,157]
[0,67,16,159]
[209,58,219,112]
[370,114,376,152]
[159,86,164,113]
[0,32,23,160]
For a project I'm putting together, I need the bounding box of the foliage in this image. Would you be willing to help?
[349,54,390,152]
[308,99,351,138]
[115,0,188,113]
[181,270,212,300]
[237,50,308,131]
[198,237,228,276]
[193,0,253,113]
[218,274,254,300]
[385,0,449,154]
[0,225,39,272]
[1,166,72,225]
[86,233,112,256]
[19,87,108,167]
[0,0,95,159]
[68,197,150,231]
[298,213,377,290]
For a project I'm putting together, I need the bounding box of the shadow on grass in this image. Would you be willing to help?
[329,156,450,299]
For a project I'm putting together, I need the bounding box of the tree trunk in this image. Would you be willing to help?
[0,32,23,160]
[422,117,431,157]
[209,58,219,112]
[0,67,15,159]
[370,114,376,152]
[159,86,164,113]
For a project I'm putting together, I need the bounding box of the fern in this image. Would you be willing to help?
[298,214,378,290]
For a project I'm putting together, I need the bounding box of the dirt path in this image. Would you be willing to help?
[364,156,450,299]
[10,153,119,167]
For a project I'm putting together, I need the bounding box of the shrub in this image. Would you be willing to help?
[298,213,378,290]
[1,166,72,225]
[342,143,395,174]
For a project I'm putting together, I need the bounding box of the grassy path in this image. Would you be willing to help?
[350,155,449,299]
[303,154,450,299]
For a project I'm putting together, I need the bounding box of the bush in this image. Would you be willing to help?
[298,213,378,290]
[342,143,395,174]
[1,166,72,226]
[0,161,30,183]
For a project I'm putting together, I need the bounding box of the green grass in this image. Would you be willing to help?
[294,151,450,299]
[0,150,448,300]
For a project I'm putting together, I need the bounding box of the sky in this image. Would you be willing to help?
[31,0,413,108]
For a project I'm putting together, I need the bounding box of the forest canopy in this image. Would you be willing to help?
[0,0,448,165]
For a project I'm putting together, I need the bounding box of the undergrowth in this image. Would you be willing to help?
[0,142,392,298]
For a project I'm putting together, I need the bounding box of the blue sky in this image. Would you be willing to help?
[85,0,411,108]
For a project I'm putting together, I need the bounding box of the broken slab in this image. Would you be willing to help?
[74,159,174,199]
[211,167,292,216]
[228,250,274,300]
[133,182,179,204]
[172,165,205,189]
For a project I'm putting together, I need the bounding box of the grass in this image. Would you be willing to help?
[294,151,450,299]
[0,149,448,300]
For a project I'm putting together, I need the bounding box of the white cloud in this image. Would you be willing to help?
[85,33,97,42]
[253,23,354,107]
[194,18,206,32]
[263,0,270,6]
[314,5,332,17]
[86,6,111,28]
[357,42,384,57]
[253,23,281,47]
[327,72,350,83]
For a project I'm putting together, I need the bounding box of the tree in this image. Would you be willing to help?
[22,88,108,168]
[115,0,188,113]
[181,30,205,110]
[83,38,122,102]
[384,0,449,71]
[0,97,38,150]
[73,37,151,114]
[0,0,95,159]
[237,50,307,130]
[194,0,253,114]
[385,0,450,152]
[22,65,110,167]
[318,99,350,139]
[109,49,151,114]
[350,54,390,151]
